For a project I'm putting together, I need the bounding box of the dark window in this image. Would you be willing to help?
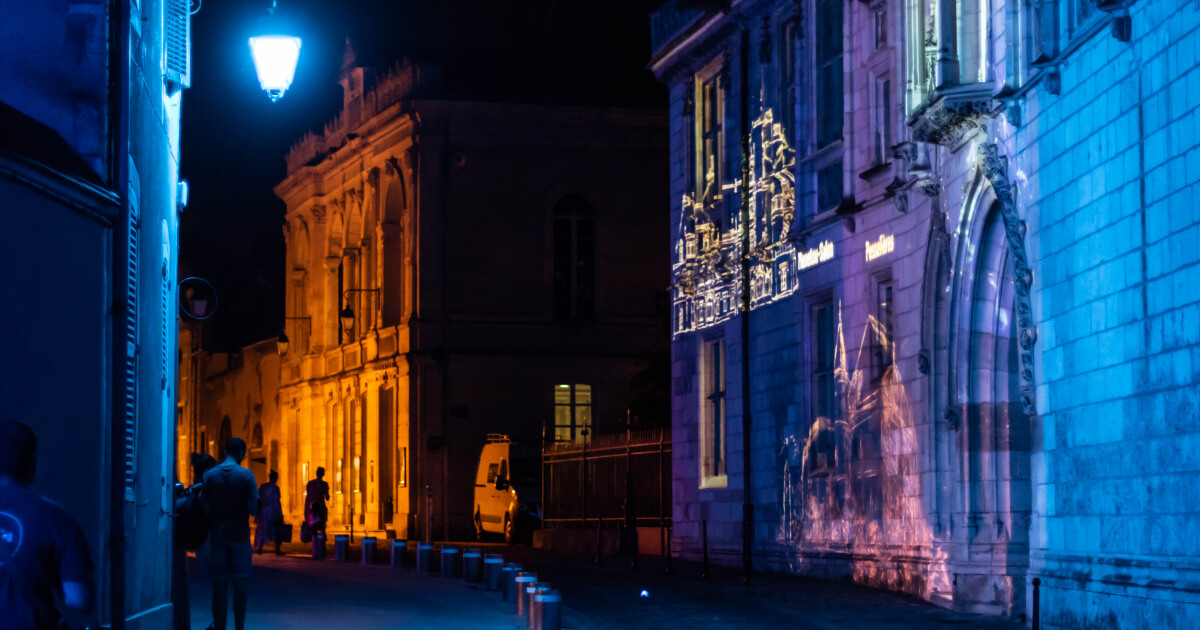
[875,280,894,377]
[698,71,725,202]
[816,0,844,148]
[781,18,797,135]
[817,160,843,212]
[552,195,595,320]
[874,78,893,165]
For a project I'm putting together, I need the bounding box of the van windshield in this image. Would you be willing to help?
[509,457,541,486]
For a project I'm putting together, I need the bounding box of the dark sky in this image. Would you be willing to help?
[180,0,666,351]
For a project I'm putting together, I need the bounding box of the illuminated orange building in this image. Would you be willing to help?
[267,47,668,539]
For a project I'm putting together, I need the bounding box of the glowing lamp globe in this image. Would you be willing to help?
[249,35,302,102]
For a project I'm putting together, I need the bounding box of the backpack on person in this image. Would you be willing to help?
[175,482,209,550]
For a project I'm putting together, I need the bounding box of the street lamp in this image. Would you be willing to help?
[249,1,302,102]
[277,316,311,355]
[340,289,380,331]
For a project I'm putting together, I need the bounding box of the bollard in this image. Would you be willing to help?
[312,532,326,560]
[390,540,407,568]
[440,546,459,578]
[536,589,561,630]
[484,554,504,591]
[361,536,377,565]
[502,564,522,601]
[701,519,709,580]
[464,549,483,583]
[514,572,537,616]
[664,525,674,575]
[416,542,433,574]
[1032,577,1041,630]
[528,583,550,629]
[334,534,349,562]
[594,519,602,565]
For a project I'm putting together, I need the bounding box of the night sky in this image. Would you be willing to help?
[180,0,666,351]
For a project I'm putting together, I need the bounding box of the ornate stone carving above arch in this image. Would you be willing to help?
[979,143,1037,417]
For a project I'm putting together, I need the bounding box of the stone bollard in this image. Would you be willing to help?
[514,572,537,616]
[464,548,483,583]
[440,546,459,578]
[484,554,504,591]
[535,589,562,630]
[528,583,550,629]
[501,564,521,601]
[390,540,407,568]
[416,543,433,574]
[334,534,349,562]
[312,532,326,560]
[361,536,377,565]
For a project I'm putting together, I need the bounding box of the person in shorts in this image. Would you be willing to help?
[202,437,258,630]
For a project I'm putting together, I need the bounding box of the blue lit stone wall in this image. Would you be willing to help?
[1016,1,1200,627]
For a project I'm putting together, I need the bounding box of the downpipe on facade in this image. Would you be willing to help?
[738,25,753,586]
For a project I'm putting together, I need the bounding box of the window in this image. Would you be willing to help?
[780,18,797,135]
[552,195,595,320]
[817,161,843,212]
[815,0,843,148]
[695,61,725,203]
[700,339,726,487]
[554,384,592,444]
[487,463,499,484]
[875,279,894,377]
[873,3,888,50]
[1067,0,1097,39]
[813,302,836,424]
[873,77,893,166]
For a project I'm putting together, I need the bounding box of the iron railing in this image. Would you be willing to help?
[542,427,672,528]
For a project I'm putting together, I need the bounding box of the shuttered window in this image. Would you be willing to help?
[165,0,191,89]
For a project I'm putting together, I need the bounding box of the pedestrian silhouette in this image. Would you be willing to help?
[202,437,258,630]
[254,471,283,555]
[304,467,330,541]
[0,421,94,629]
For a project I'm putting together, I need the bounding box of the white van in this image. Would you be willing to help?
[473,434,541,543]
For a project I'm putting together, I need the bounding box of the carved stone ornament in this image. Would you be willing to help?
[917,349,931,375]
[384,156,402,177]
[309,204,327,223]
[909,87,996,147]
[979,143,1038,416]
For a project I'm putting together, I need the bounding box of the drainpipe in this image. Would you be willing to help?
[107,0,131,626]
[738,26,754,586]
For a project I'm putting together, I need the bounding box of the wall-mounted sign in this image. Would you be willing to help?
[865,234,895,262]
[798,240,835,270]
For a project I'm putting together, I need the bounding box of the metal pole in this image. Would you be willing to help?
[594,518,602,565]
[701,519,709,581]
[665,525,674,575]
[738,25,754,588]
[1032,577,1041,630]
[625,413,637,569]
[425,483,433,542]
[581,427,588,527]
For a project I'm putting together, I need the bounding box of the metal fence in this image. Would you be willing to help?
[542,428,672,528]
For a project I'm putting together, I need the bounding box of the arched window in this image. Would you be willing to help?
[552,194,595,320]
[251,422,264,450]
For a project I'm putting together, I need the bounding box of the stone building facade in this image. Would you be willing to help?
[652,0,1200,627]
[2,1,189,627]
[266,50,668,539]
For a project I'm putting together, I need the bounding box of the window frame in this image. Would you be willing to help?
[694,56,727,204]
[553,383,593,444]
[551,195,596,321]
[699,336,728,489]
[808,296,837,478]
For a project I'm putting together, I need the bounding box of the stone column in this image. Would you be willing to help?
[935,0,959,87]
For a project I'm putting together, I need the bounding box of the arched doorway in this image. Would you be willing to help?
[945,201,1032,616]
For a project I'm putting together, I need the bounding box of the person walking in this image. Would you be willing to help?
[0,421,94,630]
[304,467,330,540]
[254,471,283,555]
[201,438,259,630]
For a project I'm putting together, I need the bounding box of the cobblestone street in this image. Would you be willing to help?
[185,542,1024,629]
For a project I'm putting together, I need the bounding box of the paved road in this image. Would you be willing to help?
[186,541,1025,629]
